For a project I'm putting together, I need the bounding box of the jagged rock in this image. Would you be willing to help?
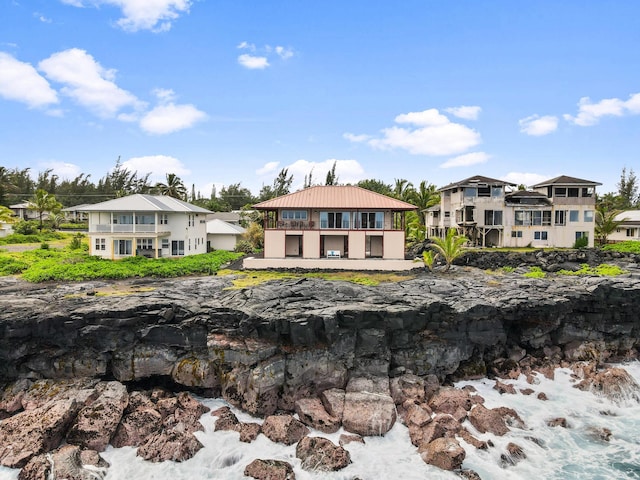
[162,392,210,434]
[296,436,351,471]
[66,381,129,452]
[547,417,568,428]
[339,433,365,446]
[320,388,345,420]
[458,469,483,480]
[428,387,473,415]
[295,397,340,433]
[111,402,163,448]
[0,398,80,468]
[468,404,513,436]
[586,426,612,442]
[418,437,465,471]
[390,374,426,405]
[19,445,109,480]
[500,442,526,467]
[0,379,32,418]
[212,406,240,432]
[574,365,640,404]
[244,458,296,480]
[262,415,309,445]
[342,377,396,436]
[404,402,433,428]
[459,428,490,450]
[493,380,517,395]
[520,388,535,395]
[137,429,203,462]
[239,422,261,443]
[537,392,548,401]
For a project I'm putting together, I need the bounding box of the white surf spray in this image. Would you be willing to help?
[0,362,638,480]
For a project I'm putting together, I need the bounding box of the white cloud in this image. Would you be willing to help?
[62,0,192,32]
[152,88,176,103]
[286,159,365,187]
[343,132,371,143]
[238,54,269,70]
[445,105,481,120]
[440,152,490,168]
[275,46,294,60]
[563,93,640,126]
[39,161,82,179]
[519,114,558,136]
[501,172,551,189]
[364,108,481,156]
[38,48,141,118]
[395,108,449,126]
[121,155,190,182]
[139,102,207,134]
[0,52,58,108]
[237,41,255,51]
[256,162,280,176]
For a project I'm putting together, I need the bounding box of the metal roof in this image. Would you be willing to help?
[438,175,516,192]
[253,185,417,211]
[206,219,246,235]
[532,175,602,187]
[76,194,212,213]
[615,210,640,225]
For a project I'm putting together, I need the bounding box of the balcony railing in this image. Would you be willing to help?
[91,224,163,233]
[266,220,401,231]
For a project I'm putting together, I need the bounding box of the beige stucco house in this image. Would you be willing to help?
[78,194,211,259]
[608,210,640,243]
[426,175,601,248]
[244,185,417,270]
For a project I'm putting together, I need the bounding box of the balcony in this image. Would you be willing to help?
[90,224,166,234]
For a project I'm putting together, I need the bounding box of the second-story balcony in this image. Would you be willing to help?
[91,224,168,234]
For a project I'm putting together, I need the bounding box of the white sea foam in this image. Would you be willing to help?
[1,362,638,480]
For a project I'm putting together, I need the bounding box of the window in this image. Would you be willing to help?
[320,212,351,229]
[282,210,308,220]
[161,239,169,249]
[136,214,155,224]
[569,210,579,222]
[478,186,490,197]
[360,212,384,229]
[534,231,548,241]
[627,229,636,237]
[582,187,594,197]
[584,210,594,222]
[464,187,477,198]
[136,238,153,249]
[159,214,168,225]
[95,238,106,251]
[555,210,566,226]
[511,231,523,238]
[115,214,133,224]
[575,232,588,241]
[491,186,503,197]
[484,210,503,226]
[514,210,551,226]
[568,188,579,197]
[171,240,185,256]
[114,240,132,255]
[554,187,567,197]
[444,211,450,218]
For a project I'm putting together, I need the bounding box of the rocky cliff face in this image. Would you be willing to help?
[1,267,639,416]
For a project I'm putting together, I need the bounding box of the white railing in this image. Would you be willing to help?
[91,224,158,233]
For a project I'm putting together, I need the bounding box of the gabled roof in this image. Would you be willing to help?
[532,175,602,187]
[207,211,242,223]
[614,210,640,225]
[505,190,552,205]
[206,219,246,235]
[62,204,93,212]
[253,185,416,211]
[76,194,212,213]
[438,175,516,192]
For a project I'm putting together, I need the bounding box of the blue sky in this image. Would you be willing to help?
[1,1,639,198]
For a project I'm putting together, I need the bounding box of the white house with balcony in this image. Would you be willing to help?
[426,175,601,248]
[77,194,211,259]
[608,210,640,243]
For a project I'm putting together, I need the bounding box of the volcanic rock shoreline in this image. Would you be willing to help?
[1,258,640,477]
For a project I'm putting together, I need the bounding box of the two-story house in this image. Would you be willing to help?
[244,185,417,270]
[608,210,640,243]
[78,194,211,259]
[426,175,601,248]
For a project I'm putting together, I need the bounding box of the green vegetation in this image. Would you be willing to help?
[523,266,546,279]
[218,269,414,289]
[0,248,241,283]
[603,241,640,254]
[557,263,627,277]
[0,230,67,245]
[573,236,589,249]
[421,229,468,272]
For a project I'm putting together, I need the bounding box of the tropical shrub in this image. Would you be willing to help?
[523,266,546,278]
[573,236,589,249]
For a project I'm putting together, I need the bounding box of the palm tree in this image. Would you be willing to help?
[155,173,187,199]
[595,207,627,246]
[27,189,63,229]
[393,178,415,202]
[409,181,440,225]
[428,228,468,272]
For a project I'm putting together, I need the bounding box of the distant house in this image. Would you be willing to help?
[244,185,417,270]
[206,218,246,251]
[62,204,91,222]
[609,210,640,243]
[207,211,243,225]
[426,174,601,248]
[9,202,45,221]
[77,194,211,259]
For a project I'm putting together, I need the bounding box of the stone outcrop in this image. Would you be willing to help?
[244,459,296,480]
[261,415,309,445]
[295,436,351,472]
